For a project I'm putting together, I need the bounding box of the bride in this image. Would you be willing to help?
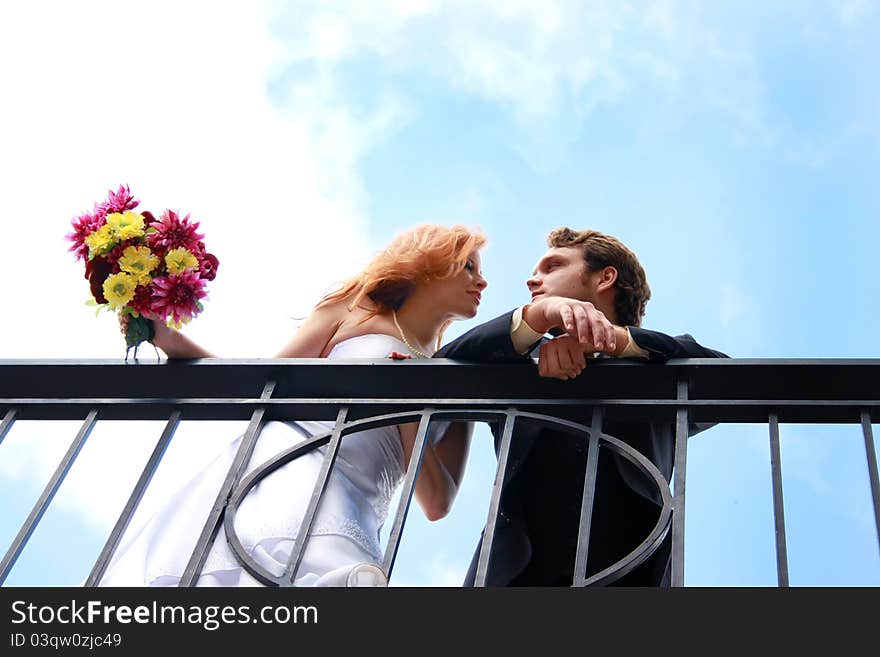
[100,224,488,587]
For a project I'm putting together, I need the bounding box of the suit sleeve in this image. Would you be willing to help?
[433,310,533,363]
[627,327,729,362]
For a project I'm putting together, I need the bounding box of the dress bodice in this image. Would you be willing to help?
[237,333,449,563]
[326,333,415,359]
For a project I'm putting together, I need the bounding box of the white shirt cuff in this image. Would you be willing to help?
[620,327,650,359]
[510,305,545,354]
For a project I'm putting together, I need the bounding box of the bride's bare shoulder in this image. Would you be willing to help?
[274,299,353,358]
[320,301,396,354]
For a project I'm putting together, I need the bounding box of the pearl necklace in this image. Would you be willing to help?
[392,310,432,359]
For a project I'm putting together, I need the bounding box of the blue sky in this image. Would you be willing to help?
[0,1,878,586]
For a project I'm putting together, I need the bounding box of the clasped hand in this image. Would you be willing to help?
[532,297,615,348]
[538,334,598,380]
[526,297,618,380]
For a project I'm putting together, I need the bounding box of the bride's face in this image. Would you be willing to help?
[420,249,487,319]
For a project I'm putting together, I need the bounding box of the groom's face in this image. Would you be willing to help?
[527,246,594,303]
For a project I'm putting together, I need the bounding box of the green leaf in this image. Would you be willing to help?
[125,314,155,349]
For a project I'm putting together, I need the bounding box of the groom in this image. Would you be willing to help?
[434,227,728,586]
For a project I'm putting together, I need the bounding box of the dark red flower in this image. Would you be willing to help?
[196,251,219,281]
[105,243,128,273]
[85,257,113,304]
[130,284,156,316]
[141,210,159,227]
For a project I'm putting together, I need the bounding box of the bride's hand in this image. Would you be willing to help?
[388,351,413,360]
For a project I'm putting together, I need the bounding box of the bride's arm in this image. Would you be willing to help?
[121,315,218,358]
[154,327,217,358]
[139,301,345,359]
[399,421,473,522]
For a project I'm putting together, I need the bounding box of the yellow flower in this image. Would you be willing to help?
[84,224,115,259]
[106,211,145,240]
[165,247,200,275]
[103,272,137,309]
[119,245,159,285]
[166,316,190,330]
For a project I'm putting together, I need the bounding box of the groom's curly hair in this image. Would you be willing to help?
[320,224,486,322]
[547,227,651,327]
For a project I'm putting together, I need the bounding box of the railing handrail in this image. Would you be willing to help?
[2,358,878,424]
[1,358,878,587]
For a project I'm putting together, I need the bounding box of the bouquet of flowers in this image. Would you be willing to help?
[66,185,218,357]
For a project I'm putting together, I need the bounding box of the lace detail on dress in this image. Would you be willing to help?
[180,510,383,583]
[374,467,400,528]
[310,512,382,560]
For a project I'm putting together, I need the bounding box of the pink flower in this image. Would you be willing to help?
[146,209,205,253]
[66,212,105,261]
[98,184,140,214]
[150,270,207,324]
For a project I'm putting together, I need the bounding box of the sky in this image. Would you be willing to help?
[0,0,878,587]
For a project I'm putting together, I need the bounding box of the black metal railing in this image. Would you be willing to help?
[1,358,878,586]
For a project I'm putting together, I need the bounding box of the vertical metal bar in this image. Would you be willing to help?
[474,411,516,588]
[0,409,16,447]
[280,407,350,586]
[573,408,603,586]
[179,380,275,587]
[860,411,880,558]
[768,412,790,587]
[0,409,98,585]
[381,409,433,579]
[670,380,689,588]
[85,411,181,587]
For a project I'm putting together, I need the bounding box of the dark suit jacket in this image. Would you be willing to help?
[434,310,728,586]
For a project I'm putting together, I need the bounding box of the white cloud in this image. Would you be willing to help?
[390,554,468,587]
[0,419,251,535]
[0,0,384,359]
[834,0,879,29]
[718,283,762,356]
[0,420,157,533]
[268,0,880,173]
[0,1,403,550]
[0,424,74,490]
[719,283,749,330]
[269,0,768,137]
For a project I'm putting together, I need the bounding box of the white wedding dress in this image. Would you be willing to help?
[99,334,446,587]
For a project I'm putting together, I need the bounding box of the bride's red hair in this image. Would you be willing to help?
[319,224,486,317]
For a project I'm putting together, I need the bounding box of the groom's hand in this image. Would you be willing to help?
[538,335,588,380]
[523,296,617,352]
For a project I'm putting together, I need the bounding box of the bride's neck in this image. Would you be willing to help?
[393,297,446,352]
